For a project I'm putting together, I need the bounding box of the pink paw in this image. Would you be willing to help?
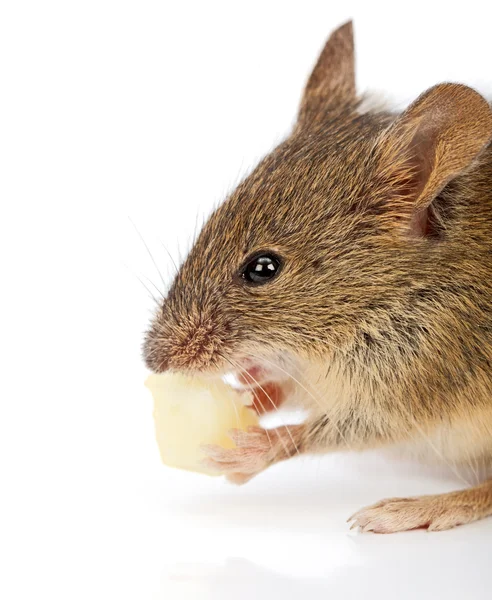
[348,495,476,533]
[201,426,273,484]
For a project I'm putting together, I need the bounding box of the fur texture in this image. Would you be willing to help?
[144,21,492,532]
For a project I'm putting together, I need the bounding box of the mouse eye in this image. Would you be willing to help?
[240,252,282,285]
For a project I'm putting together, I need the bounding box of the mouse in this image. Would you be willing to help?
[143,21,492,533]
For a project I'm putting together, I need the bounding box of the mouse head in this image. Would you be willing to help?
[144,22,492,380]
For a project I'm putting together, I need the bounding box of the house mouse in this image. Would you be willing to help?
[144,21,492,533]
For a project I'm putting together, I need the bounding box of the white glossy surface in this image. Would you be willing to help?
[2,1,491,598]
[156,455,492,600]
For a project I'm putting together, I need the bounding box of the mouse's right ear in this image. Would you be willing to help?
[373,83,492,238]
[297,21,356,128]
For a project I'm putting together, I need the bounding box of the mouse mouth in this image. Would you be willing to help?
[222,356,298,417]
[235,361,269,387]
[225,356,286,389]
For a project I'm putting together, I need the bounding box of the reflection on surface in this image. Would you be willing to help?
[153,452,492,600]
[161,541,491,600]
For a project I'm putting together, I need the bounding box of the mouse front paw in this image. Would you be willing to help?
[201,423,305,484]
[201,426,274,484]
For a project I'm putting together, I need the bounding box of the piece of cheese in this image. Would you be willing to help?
[145,372,258,476]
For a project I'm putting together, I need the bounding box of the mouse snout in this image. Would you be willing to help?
[168,321,221,371]
[144,307,233,375]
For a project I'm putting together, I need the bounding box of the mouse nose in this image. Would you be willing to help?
[143,323,211,373]
[144,334,212,373]
[166,327,216,372]
[144,311,230,374]
[143,333,171,373]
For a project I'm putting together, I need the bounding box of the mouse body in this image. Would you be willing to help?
[144,22,492,532]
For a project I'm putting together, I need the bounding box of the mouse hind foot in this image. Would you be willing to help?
[348,479,492,533]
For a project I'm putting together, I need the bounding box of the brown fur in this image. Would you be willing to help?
[144,21,492,532]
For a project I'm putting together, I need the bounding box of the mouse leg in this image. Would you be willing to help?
[201,423,306,484]
[200,409,377,484]
[348,479,492,533]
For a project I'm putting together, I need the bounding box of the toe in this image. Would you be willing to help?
[348,498,432,533]
[348,497,421,526]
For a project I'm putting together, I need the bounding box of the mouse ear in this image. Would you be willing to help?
[374,83,492,237]
[297,21,356,127]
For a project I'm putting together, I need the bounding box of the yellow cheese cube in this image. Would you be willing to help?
[145,372,258,476]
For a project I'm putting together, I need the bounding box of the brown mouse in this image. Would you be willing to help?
[144,21,492,533]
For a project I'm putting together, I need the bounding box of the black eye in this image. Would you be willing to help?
[241,252,282,285]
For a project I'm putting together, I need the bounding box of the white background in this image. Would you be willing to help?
[1,1,491,598]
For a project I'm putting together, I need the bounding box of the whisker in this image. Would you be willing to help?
[176,238,183,269]
[122,262,161,305]
[160,241,180,276]
[288,330,375,376]
[288,350,471,484]
[258,333,469,481]
[246,351,353,452]
[301,334,470,485]
[400,407,471,487]
[192,210,202,248]
[136,275,160,305]
[225,358,285,455]
[142,273,165,301]
[247,386,274,452]
[222,358,275,453]
[128,217,167,292]
[228,380,241,433]
[226,357,297,458]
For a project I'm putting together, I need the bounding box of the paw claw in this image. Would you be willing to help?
[347,509,361,523]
